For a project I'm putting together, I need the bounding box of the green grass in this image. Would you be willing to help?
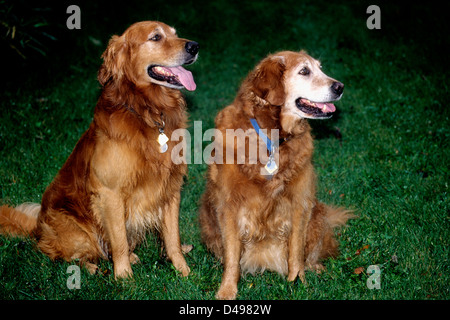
[0,0,448,300]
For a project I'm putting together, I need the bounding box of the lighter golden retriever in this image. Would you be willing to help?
[199,50,352,300]
[0,21,199,278]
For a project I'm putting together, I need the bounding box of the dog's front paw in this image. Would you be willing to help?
[216,283,237,300]
[288,265,307,284]
[114,266,133,279]
[287,269,297,282]
[84,261,99,275]
[179,264,191,277]
[173,259,191,277]
[307,263,325,274]
[298,269,307,284]
[181,244,194,254]
[130,252,141,265]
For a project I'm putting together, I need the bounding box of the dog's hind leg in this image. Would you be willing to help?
[199,190,224,259]
[36,210,104,272]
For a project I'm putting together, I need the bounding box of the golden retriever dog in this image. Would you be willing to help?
[0,21,199,278]
[199,51,352,299]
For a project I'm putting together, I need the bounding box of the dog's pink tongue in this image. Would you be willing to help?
[168,66,196,91]
[316,102,336,113]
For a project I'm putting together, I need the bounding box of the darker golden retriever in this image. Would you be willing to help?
[199,51,352,299]
[0,21,199,278]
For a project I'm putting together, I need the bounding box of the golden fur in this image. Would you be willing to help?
[199,51,352,299]
[0,21,199,278]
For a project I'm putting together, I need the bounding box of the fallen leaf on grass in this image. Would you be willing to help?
[355,244,370,255]
[354,267,364,275]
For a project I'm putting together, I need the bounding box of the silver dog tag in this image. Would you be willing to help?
[264,158,278,175]
[159,143,168,153]
[157,133,169,153]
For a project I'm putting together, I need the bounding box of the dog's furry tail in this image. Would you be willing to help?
[324,204,355,229]
[0,203,41,237]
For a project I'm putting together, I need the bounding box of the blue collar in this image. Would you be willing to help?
[250,118,275,154]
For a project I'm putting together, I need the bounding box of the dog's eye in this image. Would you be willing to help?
[149,34,162,41]
[299,67,310,76]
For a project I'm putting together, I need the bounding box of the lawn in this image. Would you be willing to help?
[0,0,448,301]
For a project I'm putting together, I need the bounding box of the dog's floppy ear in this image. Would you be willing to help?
[251,55,286,106]
[98,35,127,86]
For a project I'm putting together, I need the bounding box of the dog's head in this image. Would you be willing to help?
[248,51,344,131]
[98,21,199,91]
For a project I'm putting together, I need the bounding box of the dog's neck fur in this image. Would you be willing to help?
[96,79,187,136]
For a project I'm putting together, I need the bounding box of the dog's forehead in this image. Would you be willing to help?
[276,51,318,70]
[156,23,177,36]
[146,26,164,38]
[125,21,177,41]
[147,24,175,37]
[295,52,319,67]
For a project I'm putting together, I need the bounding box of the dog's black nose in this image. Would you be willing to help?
[185,41,199,56]
[331,81,344,96]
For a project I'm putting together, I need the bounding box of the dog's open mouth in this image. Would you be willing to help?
[148,65,196,91]
[296,98,336,119]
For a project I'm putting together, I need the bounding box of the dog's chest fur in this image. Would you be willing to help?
[236,193,291,243]
[90,111,187,250]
